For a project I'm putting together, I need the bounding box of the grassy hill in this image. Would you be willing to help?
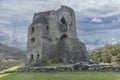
[90,43,120,63]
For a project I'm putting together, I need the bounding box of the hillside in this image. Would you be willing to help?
[0,43,26,59]
[90,43,120,63]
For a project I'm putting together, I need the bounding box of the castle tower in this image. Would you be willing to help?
[26,6,89,66]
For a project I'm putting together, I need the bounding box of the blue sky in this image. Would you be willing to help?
[0,0,120,50]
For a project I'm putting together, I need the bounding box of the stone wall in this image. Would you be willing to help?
[16,63,120,72]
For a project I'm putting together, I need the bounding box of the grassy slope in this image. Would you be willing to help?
[0,65,22,78]
[1,71,120,80]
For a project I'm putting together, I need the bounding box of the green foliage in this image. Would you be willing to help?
[43,57,63,66]
[1,71,120,80]
[29,62,38,67]
[90,43,120,63]
[0,59,22,71]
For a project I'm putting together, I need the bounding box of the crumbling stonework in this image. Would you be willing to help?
[26,5,89,66]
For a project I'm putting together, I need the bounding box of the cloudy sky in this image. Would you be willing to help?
[0,0,120,50]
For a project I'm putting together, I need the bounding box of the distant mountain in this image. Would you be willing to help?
[0,43,26,59]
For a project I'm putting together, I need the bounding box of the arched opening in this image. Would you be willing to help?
[31,37,35,43]
[60,16,67,26]
[30,54,33,63]
[36,54,40,63]
[60,34,68,40]
[60,16,68,32]
[59,34,68,49]
[31,27,34,33]
[59,34,68,62]
[46,25,49,30]
[37,54,40,58]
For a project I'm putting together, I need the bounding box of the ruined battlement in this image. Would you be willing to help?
[26,6,89,66]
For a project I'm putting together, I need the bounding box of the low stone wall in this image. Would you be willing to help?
[16,63,120,72]
[73,64,120,71]
[16,66,74,72]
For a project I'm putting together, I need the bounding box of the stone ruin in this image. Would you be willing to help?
[26,5,89,66]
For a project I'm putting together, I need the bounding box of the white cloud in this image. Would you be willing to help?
[1,0,120,16]
[12,28,27,50]
[1,0,120,50]
[112,19,116,23]
[0,26,13,45]
[0,26,27,50]
[91,17,102,23]
[86,44,104,51]
[1,0,120,23]
[111,38,118,45]
[112,17,120,23]
[0,19,11,24]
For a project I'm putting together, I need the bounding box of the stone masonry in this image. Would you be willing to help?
[26,5,89,66]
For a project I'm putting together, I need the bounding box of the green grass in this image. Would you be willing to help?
[0,65,22,79]
[1,71,120,80]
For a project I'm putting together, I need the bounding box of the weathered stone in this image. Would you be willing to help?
[16,66,30,72]
[26,5,89,66]
[16,64,120,72]
[73,63,89,70]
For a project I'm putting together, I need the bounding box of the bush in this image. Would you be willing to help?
[90,43,120,64]
[0,59,22,71]
[43,57,63,66]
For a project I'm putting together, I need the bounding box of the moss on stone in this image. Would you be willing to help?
[43,57,63,66]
